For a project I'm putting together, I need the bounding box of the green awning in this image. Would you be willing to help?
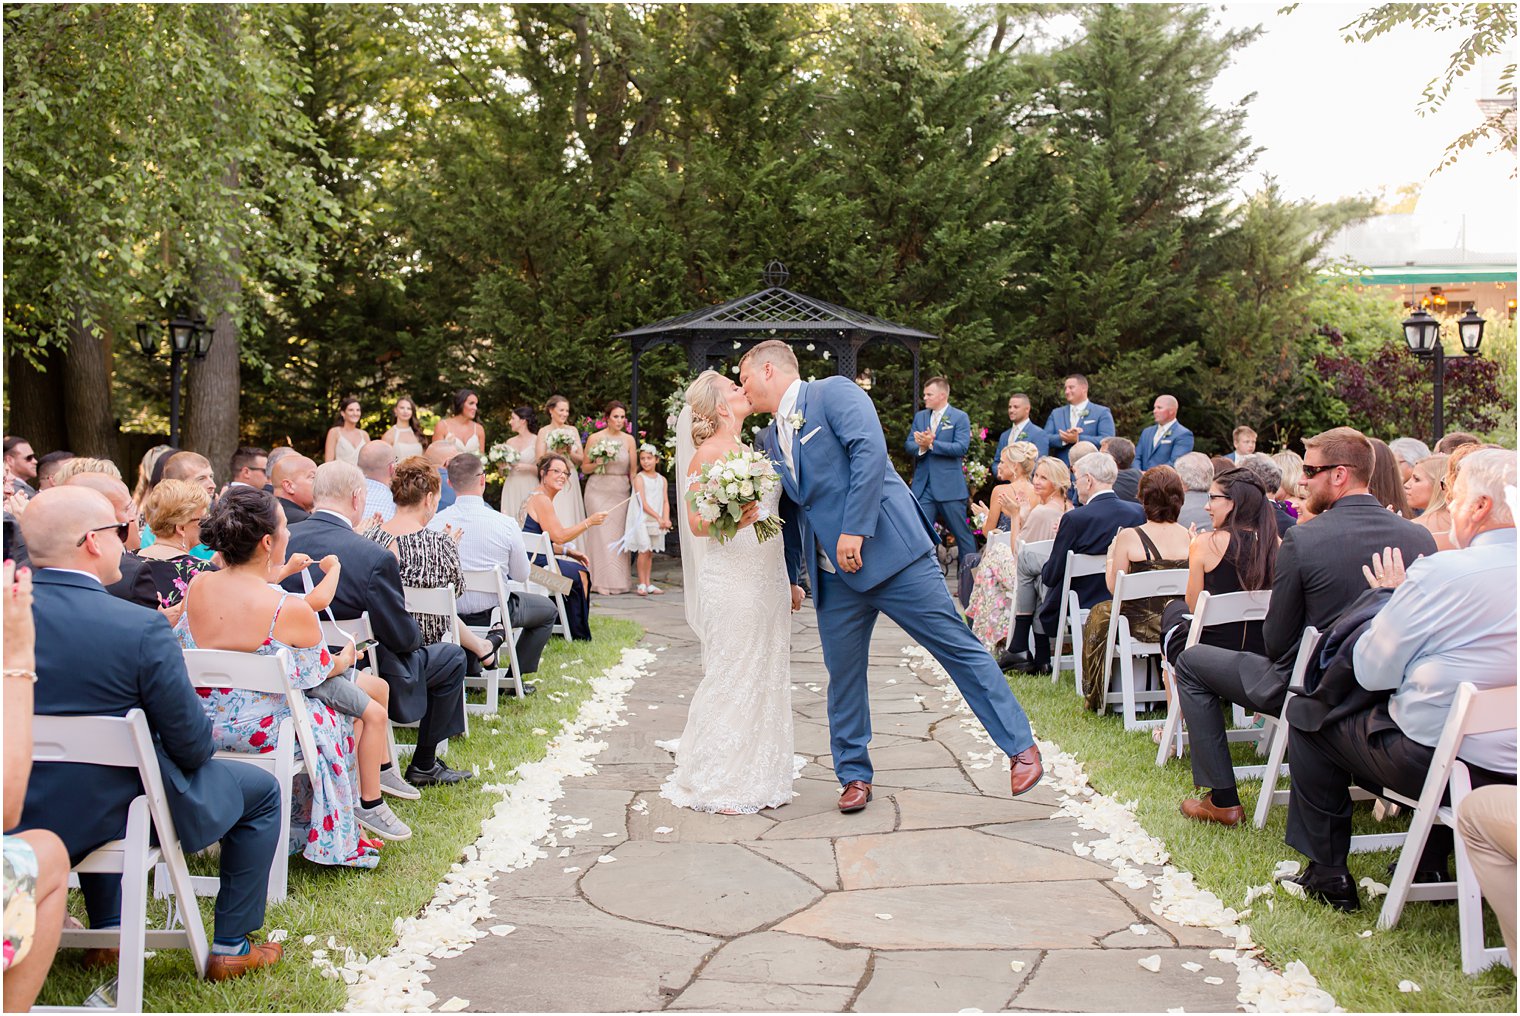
[1321,264,1517,285]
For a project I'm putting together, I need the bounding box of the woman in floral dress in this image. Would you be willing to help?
[966,456,1071,650]
[137,479,218,606]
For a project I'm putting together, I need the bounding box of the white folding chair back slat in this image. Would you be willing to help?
[1052,550,1106,682]
[1097,567,1189,730]
[394,585,468,754]
[461,566,527,705]
[31,710,209,1013]
[519,530,574,641]
[1156,589,1273,766]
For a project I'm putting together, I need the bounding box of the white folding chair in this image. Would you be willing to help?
[32,711,209,1014]
[1373,682,1516,974]
[1004,538,1053,653]
[461,565,527,706]
[396,585,470,755]
[1248,627,1322,829]
[166,648,316,905]
[1095,567,1189,729]
[519,530,575,641]
[1051,550,1107,683]
[1156,589,1273,766]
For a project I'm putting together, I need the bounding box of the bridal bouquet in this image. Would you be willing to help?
[686,450,782,544]
[587,441,621,472]
[486,442,520,471]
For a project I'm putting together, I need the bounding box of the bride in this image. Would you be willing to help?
[660,371,804,815]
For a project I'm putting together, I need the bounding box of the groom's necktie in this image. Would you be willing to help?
[779,414,797,479]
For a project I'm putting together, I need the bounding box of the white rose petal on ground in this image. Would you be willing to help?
[1137,954,1162,973]
[1358,930,1373,939]
[267,929,288,943]
[597,855,617,863]
[1279,878,1307,900]
[438,996,469,1012]
[1181,961,1203,972]
[1204,976,1224,985]
[1399,980,1421,993]
[654,826,674,835]
[488,925,515,937]
[1129,923,1150,936]
[1009,960,1026,972]
[875,913,894,921]
[1272,860,1302,881]
[1358,877,1389,898]
[563,867,581,874]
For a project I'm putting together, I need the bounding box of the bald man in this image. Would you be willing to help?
[270,453,317,526]
[65,473,157,609]
[1135,394,1195,470]
[358,441,397,522]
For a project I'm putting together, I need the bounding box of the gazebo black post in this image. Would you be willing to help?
[629,346,642,437]
[911,347,921,412]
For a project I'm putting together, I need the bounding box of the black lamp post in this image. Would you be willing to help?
[136,313,212,447]
[1401,306,1485,442]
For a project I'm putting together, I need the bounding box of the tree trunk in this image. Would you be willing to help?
[59,305,120,459]
[186,292,240,485]
[4,343,68,455]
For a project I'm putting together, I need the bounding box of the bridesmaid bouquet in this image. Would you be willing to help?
[546,431,574,454]
[487,442,520,473]
[686,450,782,544]
[587,441,621,473]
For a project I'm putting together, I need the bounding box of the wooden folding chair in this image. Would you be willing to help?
[1052,550,1107,683]
[461,565,527,706]
[1156,589,1273,766]
[32,710,209,1014]
[1095,567,1189,729]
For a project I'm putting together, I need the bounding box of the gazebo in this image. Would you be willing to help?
[615,263,938,432]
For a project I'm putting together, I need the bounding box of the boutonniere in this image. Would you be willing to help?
[787,412,804,431]
[1076,408,1090,423]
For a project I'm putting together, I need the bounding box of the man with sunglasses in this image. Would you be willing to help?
[4,436,38,498]
[65,472,158,610]
[1171,427,1435,828]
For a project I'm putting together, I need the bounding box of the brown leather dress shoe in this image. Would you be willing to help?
[81,947,119,970]
[838,780,872,813]
[1009,745,1043,796]
[205,941,283,982]
[1180,792,1244,827]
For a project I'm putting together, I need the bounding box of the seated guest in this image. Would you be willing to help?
[1270,450,1308,521]
[1455,786,1517,965]
[160,451,216,501]
[1240,453,1295,535]
[1435,430,1480,455]
[12,487,284,979]
[132,444,174,518]
[521,454,608,641]
[1136,394,1194,470]
[365,456,502,670]
[227,446,269,490]
[1210,454,1235,478]
[1005,453,1144,674]
[1429,442,1498,551]
[1103,437,1141,502]
[282,463,471,788]
[1281,449,1517,911]
[1228,425,1257,464]
[3,561,69,1011]
[1388,437,1431,483]
[961,441,1038,607]
[1080,466,1190,710]
[1406,452,1449,531]
[977,456,1071,654]
[425,439,460,510]
[51,457,122,485]
[358,441,398,523]
[271,453,317,526]
[34,451,74,491]
[1175,452,1215,532]
[1368,437,1411,517]
[1067,440,1098,503]
[1172,427,1437,826]
[137,479,217,607]
[65,472,158,610]
[185,488,404,851]
[430,452,558,693]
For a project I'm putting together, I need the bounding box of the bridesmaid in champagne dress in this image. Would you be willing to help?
[582,401,636,594]
[536,395,587,530]
[432,389,485,455]
[381,397,426,460]
[499,405,540,521]
[325,396,370,465]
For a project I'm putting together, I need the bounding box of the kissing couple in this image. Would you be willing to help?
[660,340,1042,816]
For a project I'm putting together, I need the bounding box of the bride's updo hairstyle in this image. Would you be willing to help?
[684,370,728,446]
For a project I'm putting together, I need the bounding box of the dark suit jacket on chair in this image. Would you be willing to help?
[15,570,245,858]
[1036,491,1146,633]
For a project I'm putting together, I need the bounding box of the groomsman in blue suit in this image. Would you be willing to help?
[905,377,978,566]
[994,393,1048,463]
[1044,374,1115,463]
[1135,394,1195,470]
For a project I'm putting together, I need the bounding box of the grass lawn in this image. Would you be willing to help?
[1008,668,1517,1013]
[36,617,643,1013]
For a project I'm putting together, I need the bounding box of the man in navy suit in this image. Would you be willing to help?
[904,376,978,567]
[1004,453,1146,674]
[12,487,284,978]
[994,393,1048,465]
[1136,394,1195,470]
[1044,374,1115,463]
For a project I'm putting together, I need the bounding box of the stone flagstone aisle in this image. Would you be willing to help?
[421,576,1257,1013]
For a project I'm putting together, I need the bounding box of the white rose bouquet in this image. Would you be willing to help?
[685,449,782,544]
[587,440,621,472]
[963,460,990,490]
[546,431,574,454]
[486,442,520,471]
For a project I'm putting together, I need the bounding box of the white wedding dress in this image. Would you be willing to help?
[660,468,798,814]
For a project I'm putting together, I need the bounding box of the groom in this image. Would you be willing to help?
[740,341,1042,813]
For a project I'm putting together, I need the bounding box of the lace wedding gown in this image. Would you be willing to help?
[661,481,798,814]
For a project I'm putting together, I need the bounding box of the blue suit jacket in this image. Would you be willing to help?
[14,570,244,858]
[995,420,1049,464]
[1043,403,1116,462]
[1036,492,1146,633]
[904,406,971,502]
[764,377,936,605]
[1135,422,1195,470]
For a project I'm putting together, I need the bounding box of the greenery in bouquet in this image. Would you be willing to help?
[586,440,622,472]
[685,450,783,544]
[486,441,520,473]
[545,431,575,454]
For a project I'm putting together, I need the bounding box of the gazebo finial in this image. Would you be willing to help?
[762,260,789,288]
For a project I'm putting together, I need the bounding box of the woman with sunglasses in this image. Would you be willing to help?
[135,479,217,608]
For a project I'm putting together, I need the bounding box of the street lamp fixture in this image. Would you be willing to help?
[1456,307,1486,355]
[1400,306,1486,442]
[136,311,215,447]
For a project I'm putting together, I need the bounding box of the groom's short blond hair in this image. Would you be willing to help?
[740,339,798,372]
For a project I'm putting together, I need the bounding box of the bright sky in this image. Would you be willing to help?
[1208,3,1517,256]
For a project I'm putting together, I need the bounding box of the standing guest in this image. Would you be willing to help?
[1406,453,1450,531]
[536,395,587,529]
[137,479,216,607]
[324,396,369,465]
[1435,430,1480,455]
[970,453,1069,652]
[4,437,39,498]
[1104,437,1142,503]
[1368,437,1412,517]
[1240,453,1296,535]
[424,439,459,510]
[282,462,471,788]
[432,389,485,455]
[1281,449,1516,911]
[1388,437,1432,483]
[1044,373,1115,464]
[13,487,284,979]
[227,447,268,490]
[498,405,541,521]
[3,561,69,1012]
[1175,452,1215,531]
[380,397,426,460]
[131,444,174,514]
[271,454,317,526]
[907,377,977,569]
[1136,395,1195,470]
[994,394,1048,465]
[34,452,74,491]
[66,473,158,611]
[521,454,607,641]
[1456,786,1518,966]
[627,444,671,596]
[1228,425,1257,464]
[430,452,558,688]
[358,441,398,523]
[583,401,637,595]
[1172,427,1437,827]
